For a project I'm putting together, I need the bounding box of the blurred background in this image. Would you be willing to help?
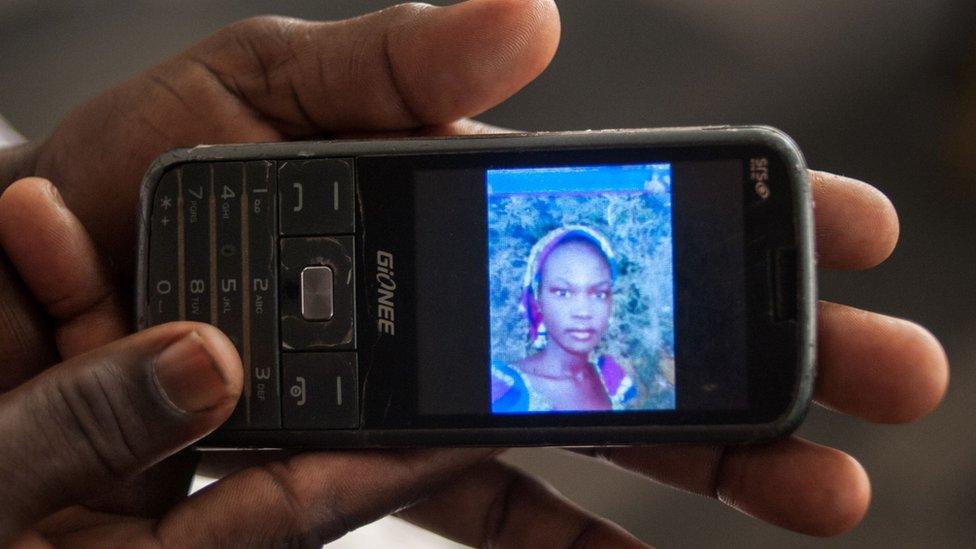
[1,0,974,546]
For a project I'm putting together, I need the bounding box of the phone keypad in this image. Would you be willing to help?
[213,163,247,428]
[245,161,281,428]
[147,169,180,325]
[214,162,244,351]
[278,159,355,235]
[282,353,359,430]
[181,163,212,324]
[147,158,360,432]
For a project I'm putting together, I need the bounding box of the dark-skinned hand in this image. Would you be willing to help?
[0,0,948,546]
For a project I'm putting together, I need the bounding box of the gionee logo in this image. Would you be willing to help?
[376,250,396,335]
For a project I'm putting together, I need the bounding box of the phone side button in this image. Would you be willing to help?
[282,352,359,430]
[772,247,798,322]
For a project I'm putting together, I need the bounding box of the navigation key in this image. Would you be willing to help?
[282,353,359,430]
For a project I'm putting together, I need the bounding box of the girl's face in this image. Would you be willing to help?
[537,241,612,357]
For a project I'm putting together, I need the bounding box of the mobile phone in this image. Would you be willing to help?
[135,126,815,448]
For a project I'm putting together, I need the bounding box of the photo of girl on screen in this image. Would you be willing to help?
[487,163,676,414]
[491,225,637,412]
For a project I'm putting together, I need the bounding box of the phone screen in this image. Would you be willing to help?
[400,154,750,423]
[485,164,676,414]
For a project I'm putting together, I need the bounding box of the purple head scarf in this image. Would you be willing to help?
[519,225,617,343]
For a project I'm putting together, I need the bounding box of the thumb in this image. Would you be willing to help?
[0,322,241,543]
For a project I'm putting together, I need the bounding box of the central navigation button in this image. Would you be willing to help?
[280,236,356,350]
[301,266,334,321]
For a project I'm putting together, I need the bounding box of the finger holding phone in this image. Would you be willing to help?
[0,0,948,545]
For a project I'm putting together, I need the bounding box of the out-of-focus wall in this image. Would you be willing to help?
[2,1,974,546]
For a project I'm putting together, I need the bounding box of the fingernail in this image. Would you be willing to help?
[153,331,231,413]
[43,179,67,209]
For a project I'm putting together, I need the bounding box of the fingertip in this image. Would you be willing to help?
[0,175,128,356]
[0,176,78,288]
[815,447,871,536]
[720,439,871,537]
[0,322,245,520]
[0,177,57,223]
[1,176,54,198]
[146,321,243,419]
[858,178,900,266]
[810,170,900,269]
[807,449,871,537]
[485,0,561,72]
[464,0,561,89]
[394,0,561,123]
[186,322,245,405]
[817,303,949,423]
[201,1,560,134]
[882,321,949,423]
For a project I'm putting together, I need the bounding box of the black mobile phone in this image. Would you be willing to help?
[135,126,815,448]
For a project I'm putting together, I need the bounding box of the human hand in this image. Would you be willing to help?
[0,0,562,374]
[0,0,949,545]
[394,171,949,544]
[0,176,947,547]
[0,177,496,546]
[0,2,558,544]
[0,0,560,526]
